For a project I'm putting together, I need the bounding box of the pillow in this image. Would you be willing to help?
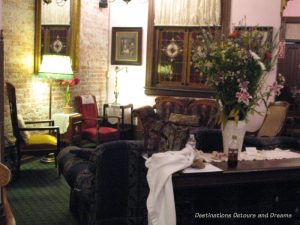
[144,120,189,156]
[27,134,57,145]
[17,114,31,143]
[169,113,200,127]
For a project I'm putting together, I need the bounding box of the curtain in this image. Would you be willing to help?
[154,0,221,26]
[42,1,70,25]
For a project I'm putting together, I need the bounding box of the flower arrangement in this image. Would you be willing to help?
[192,26,285,125]
[60,76,80,106]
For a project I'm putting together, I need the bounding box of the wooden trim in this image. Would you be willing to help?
[221,0,231,35]
[70,0,81,72]
[0,30,4,163]
[145,87,216,98]
[34,0,42,74]
[34,0,81,73]
[145,0,155,89]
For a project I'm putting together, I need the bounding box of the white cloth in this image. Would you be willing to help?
[81,95,94,104]
[146,145,196,225]
[52,113,78,134]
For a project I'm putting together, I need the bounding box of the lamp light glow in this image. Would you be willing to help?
[39,55,73,80]
[38,54,74,119]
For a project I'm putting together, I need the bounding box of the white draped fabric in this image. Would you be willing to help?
[154,0,221,26]
[42,1,70,25]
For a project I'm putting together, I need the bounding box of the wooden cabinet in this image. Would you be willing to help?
[146,27,219,98]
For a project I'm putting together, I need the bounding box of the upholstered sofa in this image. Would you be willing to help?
[132,96,220,135]
[57,140,148,225]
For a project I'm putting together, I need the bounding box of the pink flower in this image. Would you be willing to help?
[239,81,249,91]
[236,90,252,105]
[269,81,283,96]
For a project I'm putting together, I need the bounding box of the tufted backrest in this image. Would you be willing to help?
[154,97,192,121]
[187,99,219,128]
[154,97,219,128]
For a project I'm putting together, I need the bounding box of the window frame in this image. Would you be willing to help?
[145,0,232,97]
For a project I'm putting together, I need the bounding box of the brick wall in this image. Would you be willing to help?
[3,0,109,140]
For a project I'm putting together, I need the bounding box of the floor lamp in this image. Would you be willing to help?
[38,55,73,163]
[38,55,74,119]
[113,66,127,106]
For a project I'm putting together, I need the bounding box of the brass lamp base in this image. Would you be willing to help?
[40,153,55,163]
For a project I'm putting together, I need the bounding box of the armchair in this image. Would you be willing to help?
[75,95,120,144]
[6,82,60,175]
[195,101,297,151]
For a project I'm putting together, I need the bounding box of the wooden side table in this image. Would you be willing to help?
[52,113,82,145]
[103,103,133,139]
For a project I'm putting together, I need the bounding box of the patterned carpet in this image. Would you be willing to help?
[6,159,78,225]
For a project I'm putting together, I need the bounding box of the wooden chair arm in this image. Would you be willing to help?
[2,189,16,225]
[19,127,60,132]
[25,120,55,126]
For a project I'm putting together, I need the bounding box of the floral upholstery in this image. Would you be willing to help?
[144,120,189,156]
[57,140,148,225]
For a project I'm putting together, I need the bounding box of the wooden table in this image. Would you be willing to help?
[173,158,300,225]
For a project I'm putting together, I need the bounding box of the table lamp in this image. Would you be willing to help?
[39,55,73,119]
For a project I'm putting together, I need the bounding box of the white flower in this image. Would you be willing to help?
[249,50,261,61]
[258,61,266,71]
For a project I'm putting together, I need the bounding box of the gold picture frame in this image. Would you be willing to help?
[111,27,142,65]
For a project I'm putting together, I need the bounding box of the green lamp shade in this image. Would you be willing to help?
[39,55,74,80]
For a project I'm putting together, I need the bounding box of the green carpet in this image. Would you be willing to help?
[6,159,78,225]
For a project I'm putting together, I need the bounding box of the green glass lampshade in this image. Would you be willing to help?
[39,55,73,80]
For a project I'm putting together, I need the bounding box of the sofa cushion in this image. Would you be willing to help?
[169,113,200,126]
[144,120,189,156]
[82,127,119,143]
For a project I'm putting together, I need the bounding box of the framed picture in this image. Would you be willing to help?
[111,27,142,65]
[234,26,273,44]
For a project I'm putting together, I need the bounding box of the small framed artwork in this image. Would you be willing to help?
[111,27,142,65]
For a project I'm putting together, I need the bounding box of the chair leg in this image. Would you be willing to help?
[16,148,21,177]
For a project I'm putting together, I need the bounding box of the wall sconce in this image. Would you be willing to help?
[43,0,68,7]
[99,0,131,8]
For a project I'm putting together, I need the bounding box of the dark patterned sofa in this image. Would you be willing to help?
[57,140,148,225]
[133,96,220,135]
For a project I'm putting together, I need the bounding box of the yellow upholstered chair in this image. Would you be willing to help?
[6,82,60,175]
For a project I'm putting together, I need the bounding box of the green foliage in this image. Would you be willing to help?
[192,26,284,124]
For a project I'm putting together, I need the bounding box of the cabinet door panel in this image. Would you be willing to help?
[155,28,188,87]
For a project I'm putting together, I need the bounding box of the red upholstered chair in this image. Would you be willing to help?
[75,95,120,144]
